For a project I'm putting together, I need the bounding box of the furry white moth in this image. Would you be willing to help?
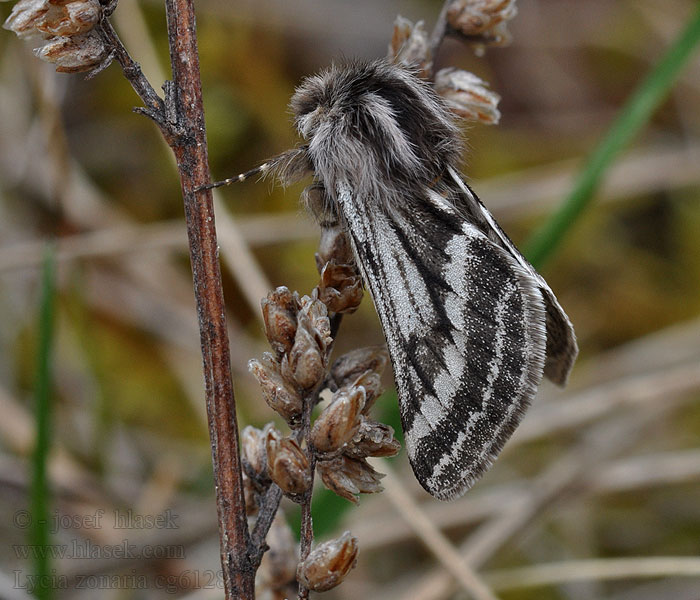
[210,59,578,500]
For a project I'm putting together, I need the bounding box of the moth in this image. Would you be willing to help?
[209,59,578,500]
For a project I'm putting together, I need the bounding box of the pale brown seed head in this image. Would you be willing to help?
[434,67,501,124]
[345,418,401,459]
[446,0,516,47]
[265,428,311,495]
[330,346,389,390]
[388,16,432,79]
[33,31,106,72]
[249,354,303,425]
[296,531,359,592]
[241,425,269,479]
[261,287,300,358]
[317,455,384,503]
[310,386,365,454]
[317,262,363,314]
[36,0,99,36]
[287,295,332,389]
[3,0,50,38]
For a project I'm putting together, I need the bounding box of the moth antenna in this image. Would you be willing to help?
[198,163,272,191]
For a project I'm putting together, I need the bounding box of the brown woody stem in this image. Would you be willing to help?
[98,2,254,598]
[162,0,254,597]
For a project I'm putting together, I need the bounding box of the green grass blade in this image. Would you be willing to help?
[30,244,56,600]
[523,5,700,269]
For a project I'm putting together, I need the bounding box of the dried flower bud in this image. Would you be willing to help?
[241,425,269,479]
[318,455,384,503]
[434,67,501,124]
[345,418,401,459]
[287,296,332,389]
[3,0,50,38]
[249,353,303,425]
[317,262,363,314]
[311,387,365,454]
[261,287,300,358]
[330,346,389,390]
[316,226,354,268]
[38,0,100,36]
[388,16,432,78]
[257,513,298,590]
[297,531,358,592]
[446,0,516,47]
[34,31,106,72]
[265,428,311,495]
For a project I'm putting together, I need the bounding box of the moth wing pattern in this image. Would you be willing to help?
[337,182,548,501]
[447,167,578,386]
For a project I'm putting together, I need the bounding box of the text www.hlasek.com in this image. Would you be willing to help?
[13,539,184,560]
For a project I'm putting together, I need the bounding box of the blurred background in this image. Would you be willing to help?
[1,0,700,598]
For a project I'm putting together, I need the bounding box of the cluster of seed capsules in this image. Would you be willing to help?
[3,0,107,72]
[244,225,401,594]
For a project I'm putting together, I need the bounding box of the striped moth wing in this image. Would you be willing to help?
[217,59,579,500]
[336,177,576,501]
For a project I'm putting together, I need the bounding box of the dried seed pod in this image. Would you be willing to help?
[317,262,363,314]
[257,513,298,590]
[240,425,268,479]
[388,16,432,78]
[330,346,389,390]
[311,387,365,454]
[261,287,300,358]
[315,225,354,268]
[352,371,384,414]
[446,0,516,47]
[3,0,48,38]
[345,418,401,459]
[296,531,358,592]
[33,31,106,72]
[249,353,303,425]
[434,67,501,124]
[287,296,332,389]
[317,455,384,503]
[34,0,100,37]
[265,428,311,495]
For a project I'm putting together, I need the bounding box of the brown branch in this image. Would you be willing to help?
[150,0,253,597]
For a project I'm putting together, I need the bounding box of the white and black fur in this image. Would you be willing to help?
[213,60,578,500]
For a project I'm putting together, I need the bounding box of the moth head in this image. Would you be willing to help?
[289,60,462,187]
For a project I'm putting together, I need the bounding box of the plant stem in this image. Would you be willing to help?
[161,0,253,597]
[31,244,56,600]
[523,4,700,268]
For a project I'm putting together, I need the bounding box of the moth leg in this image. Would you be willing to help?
[301,183,339,228]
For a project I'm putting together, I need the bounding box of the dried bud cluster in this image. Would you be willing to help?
[296,531,358,592]
[435,67,501,124]
[388,16,432,79]
[249,353,303,425]
[286,294,332,389]
[265,426,311,495]
[315,226,363,315]
[313,346,400,503]
[3,0,106,72]
[251,287,332,427]
[446,0,517,47]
